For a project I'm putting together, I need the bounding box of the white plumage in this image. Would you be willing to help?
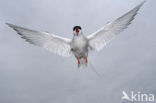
[6,1,145,68]
[87,1,145,51]
[6,23,72,57]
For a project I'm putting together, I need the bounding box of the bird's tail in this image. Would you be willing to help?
[77,58,101,77]
[78,57,88,69]
[88,62,102,78]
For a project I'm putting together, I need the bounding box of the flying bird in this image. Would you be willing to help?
[6,1,145,69]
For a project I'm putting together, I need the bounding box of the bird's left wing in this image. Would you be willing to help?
[87,1,145,51]
[6,23,72,57]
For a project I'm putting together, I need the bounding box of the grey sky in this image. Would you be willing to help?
[0,0,156,103]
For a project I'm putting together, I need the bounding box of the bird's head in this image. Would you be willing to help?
[73,26,82,36]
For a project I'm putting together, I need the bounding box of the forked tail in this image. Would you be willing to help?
[88,62,102,78]
[77,58,102,77]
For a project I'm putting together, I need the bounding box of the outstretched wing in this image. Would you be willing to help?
[87,1,145,51]
[6,23,72,57]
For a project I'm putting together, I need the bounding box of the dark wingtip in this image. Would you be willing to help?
[143,0,146,4]
[5,22,14,28]
[138,0,146,8]
[6,22,10,26]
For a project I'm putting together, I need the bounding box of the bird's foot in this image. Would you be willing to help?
[78,57,80,64]
[85,56,88,63]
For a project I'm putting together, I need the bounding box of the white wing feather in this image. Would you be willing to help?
[6,23,71,57]
[87,1,145,51]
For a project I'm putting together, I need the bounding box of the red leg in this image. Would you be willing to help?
[78,57,80,64]
[85,56,88,63]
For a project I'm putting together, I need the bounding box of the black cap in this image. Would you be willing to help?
[73,26,81,31]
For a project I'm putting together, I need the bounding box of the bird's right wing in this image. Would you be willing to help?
[6,23,72,57]
[87,1,145,51]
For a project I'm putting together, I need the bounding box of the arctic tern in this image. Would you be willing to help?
[6,1,145,69]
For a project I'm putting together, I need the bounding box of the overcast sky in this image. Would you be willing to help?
[0,0,156,103]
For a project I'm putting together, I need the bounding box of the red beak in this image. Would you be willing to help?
[76,28,79,34]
